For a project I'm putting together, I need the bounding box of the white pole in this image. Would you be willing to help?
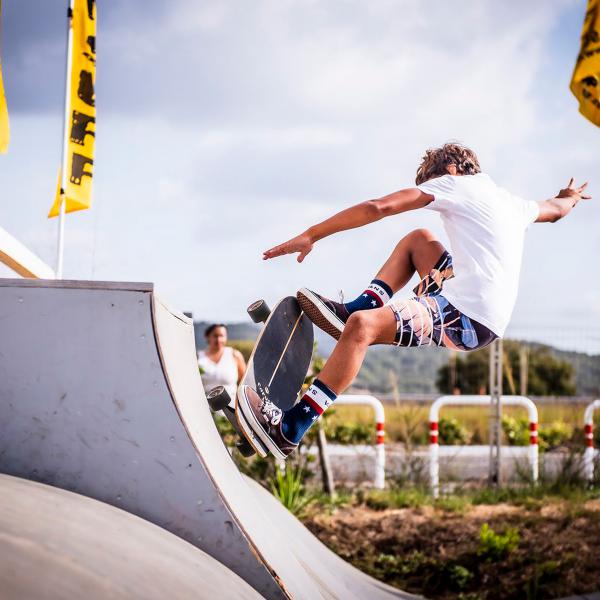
[429,418,440,498]
[529,421,539,484]
[584,400,600,484]
[336,395,386,489]
[429,395,539,494]
[56,1,75,279]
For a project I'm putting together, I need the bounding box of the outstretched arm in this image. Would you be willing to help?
[263,187,432,262]
[536,178,591,223]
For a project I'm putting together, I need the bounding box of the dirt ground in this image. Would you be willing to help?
[303,499,600,600]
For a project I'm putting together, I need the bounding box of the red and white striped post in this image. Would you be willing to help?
[429,395,538,497]
[337,395,386,489]
[429,419,440,498]
[529,420,539,481]
[584,400,600,484]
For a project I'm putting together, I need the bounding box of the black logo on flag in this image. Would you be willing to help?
[70,111,95,145]
[70,153,94,185]
[78,71,95,107]
[84,36,96,64]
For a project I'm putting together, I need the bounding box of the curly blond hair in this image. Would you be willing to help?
[415,143,481,185]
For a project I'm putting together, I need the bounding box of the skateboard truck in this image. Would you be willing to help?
[207,385,257,458]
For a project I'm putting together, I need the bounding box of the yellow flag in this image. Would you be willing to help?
[570,0,600,127]
[49,0,96,218]
[0,0,9,153]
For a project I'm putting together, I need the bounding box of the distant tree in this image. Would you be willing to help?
[436,340,576,396]
[436,348,487,394]
[526,346,576,395]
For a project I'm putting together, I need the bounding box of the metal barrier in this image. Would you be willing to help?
[336,395,385,489]
[584,399,600,484]
[429,395,538,497]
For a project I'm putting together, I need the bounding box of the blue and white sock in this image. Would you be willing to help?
[281,379,337,444]
[344,279,393,314]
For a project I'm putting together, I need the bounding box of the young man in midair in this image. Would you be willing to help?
[238,143,591,460]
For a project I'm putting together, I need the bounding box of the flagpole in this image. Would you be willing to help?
[56,0,74,279]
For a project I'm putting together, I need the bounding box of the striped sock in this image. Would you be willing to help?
[281,379,337,444]
[344,279,393,314]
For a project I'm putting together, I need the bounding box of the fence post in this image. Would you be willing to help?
[529,418,539,483]
[336,395,386,489]
[316,421,335,497]
[429,395,538,496]
[584,400,600,485]
[429,411,440,498]
[489,338,503,487]
[375,417,386,490]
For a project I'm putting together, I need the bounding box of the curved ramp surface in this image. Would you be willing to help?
[0,473,262,600]
[246,476,405,599]
[0,279,419,600]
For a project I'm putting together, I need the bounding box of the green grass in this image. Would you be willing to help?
[270,465,315,515]
[477,523,520,562]
[308,476,600,514]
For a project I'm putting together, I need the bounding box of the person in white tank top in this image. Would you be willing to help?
[198,324,246,404]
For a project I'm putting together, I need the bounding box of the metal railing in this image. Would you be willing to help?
[336,395,385,489]
[429,395,539,497]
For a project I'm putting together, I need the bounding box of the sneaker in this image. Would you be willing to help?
[237,385,298,460]
[296,287,349,340]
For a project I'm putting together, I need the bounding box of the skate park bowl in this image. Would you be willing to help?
[0,278,421,600]
[0,473,261,600]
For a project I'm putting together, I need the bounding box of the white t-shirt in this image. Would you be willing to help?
[417,173,539,337]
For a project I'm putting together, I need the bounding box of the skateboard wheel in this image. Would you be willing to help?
[207,386,231,411]
[236,439,256,457]
[247,299,270,323]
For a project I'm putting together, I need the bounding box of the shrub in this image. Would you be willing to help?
[326,422,372,445]
[538,422,572,451]
[502,417,573,452]
[502,416,529,446]
[449,564,474,590]
[477,523,520,562]
[438,417,470,445]
[269,464,314,516]
[365,486,430,510]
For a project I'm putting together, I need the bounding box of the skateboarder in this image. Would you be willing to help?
[239,142,591,459]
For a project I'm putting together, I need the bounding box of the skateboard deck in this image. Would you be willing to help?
[236,296,314,457]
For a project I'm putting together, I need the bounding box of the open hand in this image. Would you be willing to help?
[263,232,313,263]
[557,178,591,206]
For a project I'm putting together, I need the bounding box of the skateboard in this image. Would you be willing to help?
[207,296,314,458]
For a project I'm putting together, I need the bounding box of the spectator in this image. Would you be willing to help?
[198,324,246,403]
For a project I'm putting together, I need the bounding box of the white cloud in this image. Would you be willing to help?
[196,127,352,151]
[1,0,598,351]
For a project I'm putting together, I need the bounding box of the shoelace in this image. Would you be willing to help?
[338,289,345,304]
[261,399,282,425]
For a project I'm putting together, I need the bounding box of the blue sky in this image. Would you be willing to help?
[0,0,598,351]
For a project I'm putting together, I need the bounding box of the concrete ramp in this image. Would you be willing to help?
[0,279,419,600]
[0,473,262,600]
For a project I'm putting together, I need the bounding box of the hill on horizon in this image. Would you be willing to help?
[193,321,600,396]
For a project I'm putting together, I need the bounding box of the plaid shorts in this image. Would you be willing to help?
[389,251,497,351]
